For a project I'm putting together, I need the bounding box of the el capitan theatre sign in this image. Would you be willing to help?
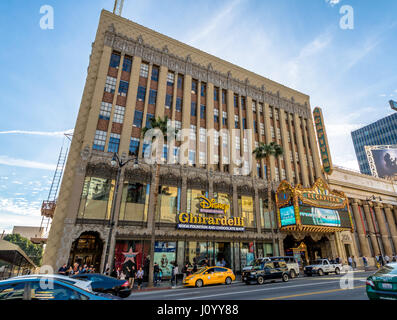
[177,196,245,232]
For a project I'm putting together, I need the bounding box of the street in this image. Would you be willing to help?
[128,271,372,300]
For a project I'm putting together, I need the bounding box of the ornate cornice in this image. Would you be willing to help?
[104,24,310,118]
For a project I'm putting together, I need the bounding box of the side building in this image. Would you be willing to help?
[43,10,358,275]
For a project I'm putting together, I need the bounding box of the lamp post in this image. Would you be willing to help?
[103,152,138,274]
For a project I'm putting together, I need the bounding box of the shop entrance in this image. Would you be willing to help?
[68,231,103,272]
[283,235,331,266]
[215,242,232,268]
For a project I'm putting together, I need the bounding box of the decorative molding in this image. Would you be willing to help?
[103,28,310,118]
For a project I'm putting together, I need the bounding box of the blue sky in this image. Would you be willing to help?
[0,0,396,233]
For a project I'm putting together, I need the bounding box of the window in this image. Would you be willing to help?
[151,66,159,81]
[235,115,239,129]
[189,150,196,165]
[200,128,206,143]
[214,154,219,164]
[175,121,182,130]
[190,125,196,140]
[93,130,107,151]
[199,151,206,164]
[176,97,182,112]
[30,281,86,300]
[252,102,256,112]
[253,120,257,131]
[260,123,265,135]
[191,102,197,116]
[142,143,150,157]
[122,56,132,72]
[146,114,154,128]
[162,145,168,161]
[167,72,174,86]
[120,182,149,222]
[149,89,157,105]
[105,76,116,93]
[177,75,183,89]
[255,141,259,148]
[140,63,149,78]
[241,97,246,109]
[243,138,248,152]
[235,136,240,150]
[137,86,146,101]
[0,282,25,300]
[259,104,263,113]
[99,102,112,120]
[222,111,227,125]
[133,110,143,127]
[242,118,247,129]
[109,53,121,68]
[129,138,140,156]
[214,108,219,123]
[118,80,129,96]
[275,167,280,182]
[201,83,206,97]
[214,88,218,101]
[157,186,179,222]
[271,127,275,139]
[165,94,173,109]
[191,81,197,94]
[200,105,206,119]
[113,105,125,123]
[234,95,238,108]
[214,131,219,146]
[108,133,120,153]
[222,90,226,104]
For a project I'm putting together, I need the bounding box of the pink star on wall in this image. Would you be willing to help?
[122,248,139,264]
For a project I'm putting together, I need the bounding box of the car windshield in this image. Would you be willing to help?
[313,260,324,265]
[194,267,208,275]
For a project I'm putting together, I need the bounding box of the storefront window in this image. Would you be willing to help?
[157,186,180,223]
[260,198,276,229]
[187,189,207,215]
[264,243,273,257]
[238,196,255,228]
[78,176,114,220]
[119,183,149,222]
[214,192,232,218]
[184,242,209,266]
[154,242,176,278]
[240,242,255,268]
[114,240,150,278]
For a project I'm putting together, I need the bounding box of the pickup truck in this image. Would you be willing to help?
[304,259,342,276]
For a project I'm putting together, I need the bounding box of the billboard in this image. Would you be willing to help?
[365,145,397,180]
[299,205,352,228]
[390,100,397,111]
[279,206,296,227]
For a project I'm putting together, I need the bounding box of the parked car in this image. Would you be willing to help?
[304,259,342,276]
[183,266,235,288]
[366,263,397,300]
[13,274,93,292]
[0,277,120,300]
[242,258,270,272]
[72,273,131,298]
[269,256,300,278]
[242,260,290,284]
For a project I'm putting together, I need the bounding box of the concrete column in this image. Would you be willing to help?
[306,116,324,180]
[363,203,381,256]
[393,207,397,230]
[232,181,238,218]
[226,90,236,174]
[287,113,299,185]
[384,206,397,255]
[254,185,261,234]
[351,200,370,257]
[374,204,393,257]
[180,174,187,212]
[293,114,309,187]
[195,81,201,166]
[246,96,255,177]
[206,82,214,171]
[146,167,157,230]
[279,110,293,182]
[181,75,192,163]
[154,65,168,119]
[171,73,178,121]
[264,104,275,180]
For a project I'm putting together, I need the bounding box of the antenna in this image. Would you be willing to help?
[113,0,125,16]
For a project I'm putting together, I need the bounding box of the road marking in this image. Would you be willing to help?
[263,285,366,300]
[179,280,354,300]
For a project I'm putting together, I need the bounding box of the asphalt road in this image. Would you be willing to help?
[128,271,372,300]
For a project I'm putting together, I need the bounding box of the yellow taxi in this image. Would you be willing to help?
[183,266,236,288]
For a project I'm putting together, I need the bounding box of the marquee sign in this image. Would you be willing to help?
[176,197,245,232]
[275,178,353,233]
[313,107,333,175]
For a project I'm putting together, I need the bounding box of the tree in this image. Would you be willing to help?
[3,233,43,266]
[142,116,177,287]
[253,141,283,254]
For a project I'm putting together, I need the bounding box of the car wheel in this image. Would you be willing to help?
[335,267,340,275]
[318,269,324,276]
[195,279,203,288]
[225,277,232,285]
[289,269,296,279]
[282,273,289,282]
[257,276,265,285]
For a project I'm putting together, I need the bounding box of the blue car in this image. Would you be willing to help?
[0,277,121,300]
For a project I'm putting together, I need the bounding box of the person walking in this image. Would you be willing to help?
[192,260,198,273]
[153,262,160,286]
[136,267,144,290]
[182,263,189,282]
[220,258,226,267]
[129,265,136,289]
[347,256,352,269]
[352,256,356,270]
[171,262,179,288]
[362,256,368,269]
[158,268,163,282]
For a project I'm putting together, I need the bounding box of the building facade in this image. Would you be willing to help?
[351,113,397,175]
[43,10,362,275]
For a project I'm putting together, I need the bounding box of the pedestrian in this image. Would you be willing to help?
[154,262,160,286]
[73,262,79,275]
[81,264,88,274]
[363,256,368,269]
[221,258,226,267]
[347,256,352,269]
[192,259,198,273]
[136,267,144,290]
[66,266,73,276]
[129,265,136,289]
[158,268,163,282]
[385,255,390,264]
[58,264,68,275]
[182,263,189,282]
[172,262,179,287]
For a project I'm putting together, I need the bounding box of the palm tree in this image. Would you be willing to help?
[253,141,283,254]
[142,116,177,287]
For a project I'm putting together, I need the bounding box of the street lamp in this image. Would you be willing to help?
[103,152,138,274]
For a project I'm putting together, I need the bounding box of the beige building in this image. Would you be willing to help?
[12,226,45,243]
[42,9,393,275]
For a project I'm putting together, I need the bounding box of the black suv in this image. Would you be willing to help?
[242,261,290,285]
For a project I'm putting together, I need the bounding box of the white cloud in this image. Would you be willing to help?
[0,155,56,171]
[325,0,341,6]
[0,129,73,137]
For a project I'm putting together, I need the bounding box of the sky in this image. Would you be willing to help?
[0,0,396,233]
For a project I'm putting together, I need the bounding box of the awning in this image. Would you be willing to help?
[0,239,37,269]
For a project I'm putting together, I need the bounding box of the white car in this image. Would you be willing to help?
[304,259,342,276]
[12,274,93,292]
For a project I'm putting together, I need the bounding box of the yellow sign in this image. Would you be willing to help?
[199,196,229,214]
